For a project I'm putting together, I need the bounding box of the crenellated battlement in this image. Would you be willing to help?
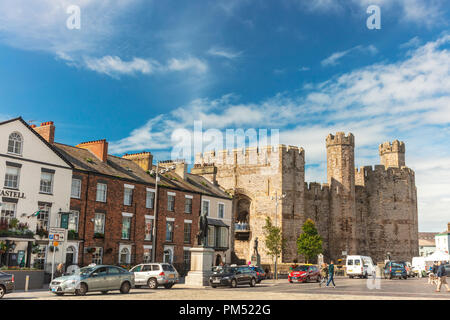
[379,140,405,155]
[326,132,354,147]
[194,145,305,167]
[305,182,330,192]
[355,164,415,178]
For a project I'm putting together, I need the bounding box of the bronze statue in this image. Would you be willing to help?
[253,237,259,256]
[197,210,209,246]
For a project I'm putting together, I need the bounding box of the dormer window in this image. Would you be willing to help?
[8,132,23,155]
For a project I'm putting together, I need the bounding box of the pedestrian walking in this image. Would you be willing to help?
[55,263,64,278]
[319,263,328,287]
[326,261,336,288]
[435,261,450,293]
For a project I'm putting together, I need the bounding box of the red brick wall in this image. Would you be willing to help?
[70,170,200,267]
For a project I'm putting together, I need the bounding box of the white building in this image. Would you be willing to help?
[435,223,450,254]
[0,118,72,272]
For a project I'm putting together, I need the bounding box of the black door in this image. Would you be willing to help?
[65,252,74,270]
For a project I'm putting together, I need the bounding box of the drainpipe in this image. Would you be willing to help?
[151,162,159,262]
[81,172,91,266]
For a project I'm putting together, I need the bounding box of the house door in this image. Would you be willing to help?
[65,246,75,270]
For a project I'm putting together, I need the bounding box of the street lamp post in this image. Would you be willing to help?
[270,191,286,280]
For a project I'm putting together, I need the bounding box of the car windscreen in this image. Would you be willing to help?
[391,262,405,268]
[293,266,309,272]
[214,267,235,274]
[78,267,95,275]
[162,264,175,272]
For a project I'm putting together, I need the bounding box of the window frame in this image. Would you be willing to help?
[218,203,225,219]
[121,216,132,240]
[96,183,107,202]
[165,221,174,242]
[167,194,175,212]
[146,190,155,209]
[71,178,82,199]
[202,199,210,216]
[123,187,133,206]
[68,210,79,233]
[94,213,106,234]
[183,222,192,244]
[7,132,23,156]
[4,166,20,189]
[39,172,54,194]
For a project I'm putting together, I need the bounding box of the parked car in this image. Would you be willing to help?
[130,263,179,289]
[248,266,266,283]
[288,264,320,283]
[404,262,414,277]
[346,255,375,278]
[383,261,408,279]
[0,271,14,299]
[49,264,134,296]
[209,265,257,288]
[411,257,427,277]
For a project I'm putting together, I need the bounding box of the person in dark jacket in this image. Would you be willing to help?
[435,261,449,292]
[429,262,439,285]
[326,261,336,288]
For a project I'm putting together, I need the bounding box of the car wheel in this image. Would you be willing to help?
[120,282,131,294]
[164,284,174,289]
[101,291,108,295]
[0,285,6,299]
[230,279,237,288]
[289,280,293,283]
[75,283,87,296]
[250,278,256,287]
[148,278,158,289]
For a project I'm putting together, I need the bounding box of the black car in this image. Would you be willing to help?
[248,266,266,283]
[209,266,257,288]
[0,271,14,298]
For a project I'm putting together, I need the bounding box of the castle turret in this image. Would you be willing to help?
[379,140,405,168]
[326,132,357,258]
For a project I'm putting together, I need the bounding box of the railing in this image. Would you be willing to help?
[234,223,250,231]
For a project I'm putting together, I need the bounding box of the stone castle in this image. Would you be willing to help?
[192,133,419,264]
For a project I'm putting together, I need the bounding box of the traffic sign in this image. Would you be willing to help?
[53,241,59,247]
[49,227,66,242]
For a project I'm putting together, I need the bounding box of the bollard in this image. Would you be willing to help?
[25,275,30,292]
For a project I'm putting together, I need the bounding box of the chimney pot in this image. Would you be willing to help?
[76,139,109,162]
[33,121,55,144]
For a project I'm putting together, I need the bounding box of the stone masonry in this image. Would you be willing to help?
[194,133,419,264]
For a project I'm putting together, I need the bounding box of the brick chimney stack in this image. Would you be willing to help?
[33,121,55,144]
[76,139,109,162]
[122,152,153,171]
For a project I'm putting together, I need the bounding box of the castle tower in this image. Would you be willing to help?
[379,140,405,168]
[326,132,357,259]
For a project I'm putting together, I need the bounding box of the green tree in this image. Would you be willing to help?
[262,217,286,279]
[296,219,323,263]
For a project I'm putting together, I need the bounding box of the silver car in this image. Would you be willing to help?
[49,265,134,296]
[130,263,179,289]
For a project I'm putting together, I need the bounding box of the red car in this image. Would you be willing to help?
[288,265,320,283]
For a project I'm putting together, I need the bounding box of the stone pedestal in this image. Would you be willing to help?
[184,247,215,286]
[251,254,261,267]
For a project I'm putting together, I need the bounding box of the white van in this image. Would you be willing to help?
[411,257,426,277]
[346,255,375,278]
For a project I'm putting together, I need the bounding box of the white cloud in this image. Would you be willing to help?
[207,47,242,59]
[295,0,448,27]
[84,56,158,77]
[321,45,378,66]
[166,57,208,74]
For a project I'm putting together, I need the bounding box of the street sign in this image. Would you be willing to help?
[49,227,66,242]
[53,241,59,247]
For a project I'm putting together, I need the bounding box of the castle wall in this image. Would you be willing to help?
[195,146,305,264]
[193,135,419,266]
[356,165,419,262]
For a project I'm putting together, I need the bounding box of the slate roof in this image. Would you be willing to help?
[53,142,231,200]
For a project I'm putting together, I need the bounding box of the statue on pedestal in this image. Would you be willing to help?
[197,210,209,247]
[253,237,259,256]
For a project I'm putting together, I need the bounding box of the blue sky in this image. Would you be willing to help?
[0,0,449,231]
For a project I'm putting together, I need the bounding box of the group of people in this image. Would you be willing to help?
[319,261,336,288]
[428,261,449,293]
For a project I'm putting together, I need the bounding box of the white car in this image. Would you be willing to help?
[130,263,179,289]
[346,255,375,278]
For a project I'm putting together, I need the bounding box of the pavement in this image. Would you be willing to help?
[3,276,450,300]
